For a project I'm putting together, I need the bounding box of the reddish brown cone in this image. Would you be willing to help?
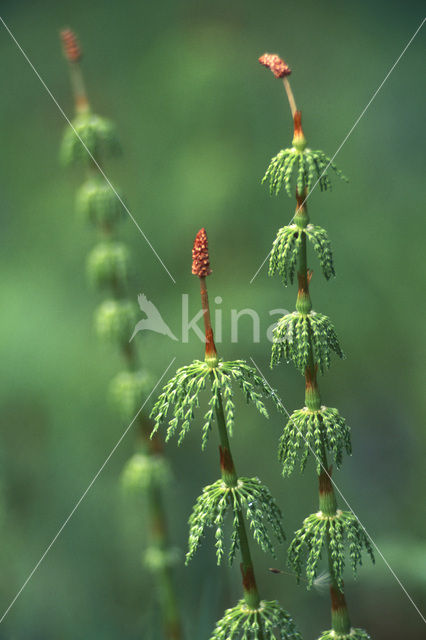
[61,28,82,63]
[259,53,291,78]
[192,228,212,277]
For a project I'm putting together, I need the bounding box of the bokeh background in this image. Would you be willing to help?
[0,0,425,638]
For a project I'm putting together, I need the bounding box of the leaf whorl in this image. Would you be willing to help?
[61,113,120,165]
[269,224,335,285]
[186,477,285,566]
[263,147,347,198]
[279,406,352,477]
[288,510,375,590]
[211,598,301,640]
[150,360,282,448]
[318,629,371,640]
[271,311,343,374]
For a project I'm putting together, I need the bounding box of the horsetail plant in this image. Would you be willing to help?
[151,229,301,640]
[60,29,182,639]
[259,53,374,640]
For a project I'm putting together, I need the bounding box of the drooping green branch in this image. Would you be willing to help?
[260,53,374,640]
[151,228,301,640]
[60,29,182,640]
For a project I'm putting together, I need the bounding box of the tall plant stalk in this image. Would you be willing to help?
[151,228,301,640]
[259,53,374,640]
[59,29,182,639]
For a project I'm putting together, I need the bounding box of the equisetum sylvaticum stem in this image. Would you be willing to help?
[151,228,301,639]
[193,230,262,612]
[260,53,374,640]
[59,29,182,640]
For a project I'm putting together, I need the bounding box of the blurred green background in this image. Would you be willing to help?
[0,0,425,638]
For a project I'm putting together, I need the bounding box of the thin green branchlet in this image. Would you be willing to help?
[260,53,374,640]
[59,29,182,640]
[151,228,301,640]
[151,359,279,450]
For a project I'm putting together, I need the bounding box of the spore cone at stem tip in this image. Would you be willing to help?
[259,53,291,78]
[61,28,82,63]
[192,227,212,277]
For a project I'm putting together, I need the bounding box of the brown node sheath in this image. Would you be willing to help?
[219,445,234,475]
[148,431,164,455]
[296,190,306,211]
[167,623,182,640]
[319,465,334,495]
[240,563,257,592]
[330,585,347,611]
[258,53,291,78]
[305,363,318,390]
[297,271,311,296]
[61,28,82,63]
[293,110,305,138]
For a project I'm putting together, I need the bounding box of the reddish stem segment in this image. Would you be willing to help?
[199,276,218,362]
[318,465,337,516]
[292,111,307,150]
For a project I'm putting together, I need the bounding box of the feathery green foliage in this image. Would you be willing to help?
[211,599,301,640]
[110,369,154,419]
[271,311,343,373]
[144,546,180,572]
[263,147,347,197]
[318,628,371,640]
[150,225,299,639]
[87,241,130,289]
[94,299,137,345]
[122,452,172,492]
[269,224,334,285]
[186,477,285,565]
[60,31,182,638]
[279,407,351,476]
[77,177,124,227]
[260,54,374,639]
[288,510,375,591]
[151,359,281,449]
[304,225,335,280]
[61,111,120,165]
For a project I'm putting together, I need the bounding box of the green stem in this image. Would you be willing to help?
[113,265,182,640]
[295,194,312,317]
[295,190,351,636]
[66,58,183,638]
[68,60,90,114]
[214,386,263,626]
[319,454,351,634]
[147,479,183,640]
